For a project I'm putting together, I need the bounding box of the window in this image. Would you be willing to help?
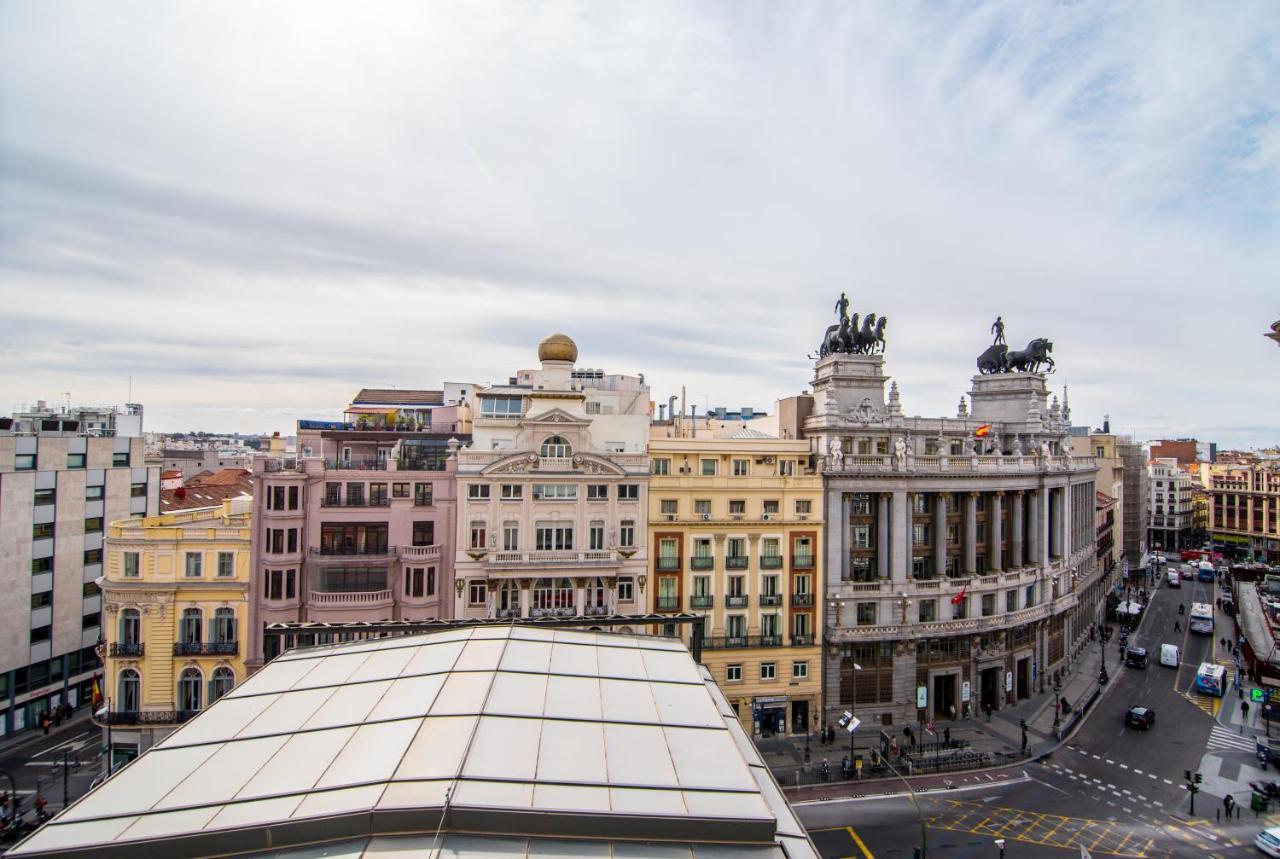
[856,602,877,625]
[589,521,605,551]
[393,482,409,498]
[406,567,426,598]
[412,521,436,546]
[131,483,146,498]
[503,522,519,551]
[32,558,52,575]
[694,499,712,517]
[179,668,203,713]
[912,524,930,545]
[414,483,433,505]
[31,625,52,643]
[113,451,130,467]
[1005,590,1017,612]
[33,522,54,540]
[619,520,635,547]
[500,484,523,500]
[919,599,937,622]
[217,551,234,577]
[540,436,572,458]
[618,484,639,500]
[117,669,140,713]
[185,553,203,577]
[536,523,574,551]
[728,499,746,515]
[732,459,749,476]
[115,550,138,578]
[288,485,299,509]
[953,596,968,619]
[470,521,488,550]
[981,593,996,617]
[84,548,102,564]
[700,459,717,476]
[426,567,436,596]
[853,525,873,548]
[763,499,779,515]
[346,483,365,506]
[468,581,487,605]
[1025,584,1036,606]
[213,608,236,643]
[67,453,85,469]
[726,664,743,682]
[15,454,35,470]
[795,499,812,515]
[585,401,601,414]
[34,488,55,506]
[180,608,203,644]
[210,667,234,703]
[851,493,872,515]
[119,609,140,646]
[269,486,285,510]
[85,485,103,500]
[31,591,51,609]
[587,484,609,500]
[760,662,776,680]
[617,578,634,602]
[792,661,809,679]
[778,459,796,476]
[531,577,575,611]
[533,483,577,500]
[652,458,671,475]
[660,499,678,515]
[369,483,389,505]
[480,396,522,418]
[468,484,491,500]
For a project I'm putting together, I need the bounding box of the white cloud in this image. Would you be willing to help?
[0,1,1277,446]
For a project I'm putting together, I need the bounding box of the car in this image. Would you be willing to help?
[1125,647,1148,669]
[1125,706,1155,730]
[1183,568,1195,581]
[1257,826,1280,857]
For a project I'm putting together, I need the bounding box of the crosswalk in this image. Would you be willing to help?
[1207,724,1257,753]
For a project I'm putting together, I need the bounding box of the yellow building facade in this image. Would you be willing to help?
[648,434,824,737]
[99,497,252,762]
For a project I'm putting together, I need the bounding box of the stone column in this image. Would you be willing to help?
[1027,490,1040,567]
[934,493,947,578]
[574,577,586,616]
[1011,491,1024,568]
[891,489,909,582]
[990,492,1004,572]
[826,486,844,591]
[840,491,851,584]
[964,492,978,575]
[519,580,531,617]
[877,493,891,579]
[1041,489,1052,567]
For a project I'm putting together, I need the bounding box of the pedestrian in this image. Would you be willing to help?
[40,712,50,735]
[944,726,952,747]
[1174,620,1181,632]
[985,702,992,722]
[949,704,956,721]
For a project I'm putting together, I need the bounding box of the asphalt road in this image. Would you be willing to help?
[0,720,103,823]
[799,564,1265,857]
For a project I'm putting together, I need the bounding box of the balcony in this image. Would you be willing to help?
[400,544,443,561]
[309,589,393,607]
[726,556,749,570]
[531,607,577,618]
[584,606,610,617]
[324,458,387,471]
[760,556,784,570]
[759,635,784,647]
[108,642,144,657]
[655,596,681,611]
[95,709,199,727]
[760,594,783,607]
[724,595,749,608]
[791,593,815,608]
[310,545,395,558]
[495,608,521,619]
[703,635,750,649]
[656,558,681,572]
[484,550,620,571]
[172,641,239,656]
[690,556,715,570]
[792,554,815,569]
[791,634,814,646]
[321,498,390,508]
[690,594,714,609]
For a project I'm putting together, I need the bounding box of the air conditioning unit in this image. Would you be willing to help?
[701,513,711,521]
[678,466,691,474]
[667,514,677,521]
[763,513,772,521]
[764,456,776,464]
[754,458,766,465]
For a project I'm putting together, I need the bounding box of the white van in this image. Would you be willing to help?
[1167,569,1181,588]
[1159,643,1180,668]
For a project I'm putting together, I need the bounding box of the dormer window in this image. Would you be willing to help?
[540,435,572,458]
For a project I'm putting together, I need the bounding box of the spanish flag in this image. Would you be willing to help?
[974,424,992,438]
[92,675,102,708]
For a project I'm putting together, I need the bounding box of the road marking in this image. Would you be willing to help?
[1163,779,1174,785]
[1106,759,1115,764]
[1093,754,1101,760]
[1149,773,1158,780]
[844,825,874,859]
[1133,768,1144,775]
[1119,763,1129,769]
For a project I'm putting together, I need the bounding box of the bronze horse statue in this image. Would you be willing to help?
[977,338,1053,373]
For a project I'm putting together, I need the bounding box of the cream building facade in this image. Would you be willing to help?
[1208,459,1280,563]
[647,432,823,736]
[99,498,251,763]
[453,335,650,621]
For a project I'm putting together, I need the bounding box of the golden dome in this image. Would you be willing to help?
[538,333,578,363]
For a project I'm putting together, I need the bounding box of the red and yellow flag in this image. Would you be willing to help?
[974,424,992,437]
[92,675,102,707]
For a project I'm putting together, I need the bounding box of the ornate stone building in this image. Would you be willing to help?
[452,334,650,620]
[809,311,1102,728]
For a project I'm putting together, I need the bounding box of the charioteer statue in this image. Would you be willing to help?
[976,317,1054,374]
[815,294,888,357]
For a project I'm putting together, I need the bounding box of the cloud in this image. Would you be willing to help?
[0,1,1278,445]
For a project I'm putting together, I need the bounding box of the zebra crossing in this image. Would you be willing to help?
[1206,724,1256,753]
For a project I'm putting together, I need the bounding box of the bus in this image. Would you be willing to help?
[1197,561,1216,582]
[1189,602,1214,634]
[1195,662,1226,697]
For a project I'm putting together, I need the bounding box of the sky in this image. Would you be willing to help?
[1,2,1278,447]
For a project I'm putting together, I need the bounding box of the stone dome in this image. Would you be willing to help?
[538,333,578,363]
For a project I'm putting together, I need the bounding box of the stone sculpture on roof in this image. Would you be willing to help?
[975,318,1055,374]
[815,295,888,357]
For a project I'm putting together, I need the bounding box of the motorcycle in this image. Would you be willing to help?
[819,761,830,782]
[1251,780,1280,799]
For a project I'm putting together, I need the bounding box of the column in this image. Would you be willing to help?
[1027,490,1040,566]
[1041,490,1052,567]
[1050,489,1064,560]
[934,493,947,578]
[1011,491,1024,568]
[990,492,1004,572]
[519,581,531,617]
[574,578,586,616]
[891,490,909,582]
[841,493,852,584]
[877,493,890,579]
[826,487,844,591]
[964,492,978,575]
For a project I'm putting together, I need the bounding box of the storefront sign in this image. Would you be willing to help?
[916,686,927,708]
[1005,671,1013,692]
[961,681,972,702]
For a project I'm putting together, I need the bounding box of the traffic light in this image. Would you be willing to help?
[1185,770,1192,781]
[1020,718,1027,730]
[1195,773,1203,784]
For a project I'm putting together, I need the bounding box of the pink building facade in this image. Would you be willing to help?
[247,396,469,667]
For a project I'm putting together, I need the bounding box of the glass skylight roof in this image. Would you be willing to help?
[12,626,817,859]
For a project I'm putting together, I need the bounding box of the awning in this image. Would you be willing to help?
[754,696,791,706]
[345,407,398,415]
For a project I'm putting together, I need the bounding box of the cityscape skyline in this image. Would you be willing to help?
[2,2,1278,444]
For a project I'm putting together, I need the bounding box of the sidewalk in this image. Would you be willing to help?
[0,709,95,760]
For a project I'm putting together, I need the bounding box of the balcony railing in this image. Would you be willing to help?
[495,607,521,619]
[726,556,749,570]
[655,596,681,611]
[96,709,199,727]
[760,594,783,607]
[321,498,390,508]
[531,607,577,618]
[791,593,815,607]
[310,545,394,557]
[791,634,814,646]
[108,642,144,657]
[325,458,387,471]
[690,556,714,570]
[584,606,610,616]
[309,589,392,606]
[703,635,750,649]
[724,595,749,608]
[656,558,680,572]
[485,550,620,569]
[759,635,784,647]
[760,556,784,570]
[400,544,442,561]
[172,641,239,656]
[690,595,714,609]
[792,554,815,569]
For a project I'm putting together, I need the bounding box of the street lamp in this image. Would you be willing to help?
[850,662,863,768]
[1052,676,1062,730]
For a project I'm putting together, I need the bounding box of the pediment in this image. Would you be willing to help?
[522,407,589,426]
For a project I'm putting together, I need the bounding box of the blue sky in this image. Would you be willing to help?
[1,2,1277,446]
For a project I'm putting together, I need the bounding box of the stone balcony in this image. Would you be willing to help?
[308,589,394,608]
[824,454,1096,477]
[827,601,1057,644]
[828,546,1094,602]
[483,549,622,573]
[399,544,443,562]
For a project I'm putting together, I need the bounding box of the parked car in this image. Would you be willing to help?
[1125,706,1155,730]
[1257,826,1280,857]
[1125,647,1148,669]
[1182,568,1195,581]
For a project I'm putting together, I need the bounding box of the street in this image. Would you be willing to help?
[0,719,102,832]
[798,563,1270,857]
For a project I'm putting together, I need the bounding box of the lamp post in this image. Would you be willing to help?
[1052,676,1062,730]
[850,661,863,767]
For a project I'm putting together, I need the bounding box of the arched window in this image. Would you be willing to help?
[119,609,141,647]
[539,436,571,458]
[179,667,203,713]
[179,608,203,645]
[117,669,140,713]
[210,666,234,703]
[213,608,236,645]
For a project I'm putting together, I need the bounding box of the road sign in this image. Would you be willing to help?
[845,716,862,734]
[961,681,972,702]
[1253,688,1268,703]
[838,710,853,728]
[916,686,927,708]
